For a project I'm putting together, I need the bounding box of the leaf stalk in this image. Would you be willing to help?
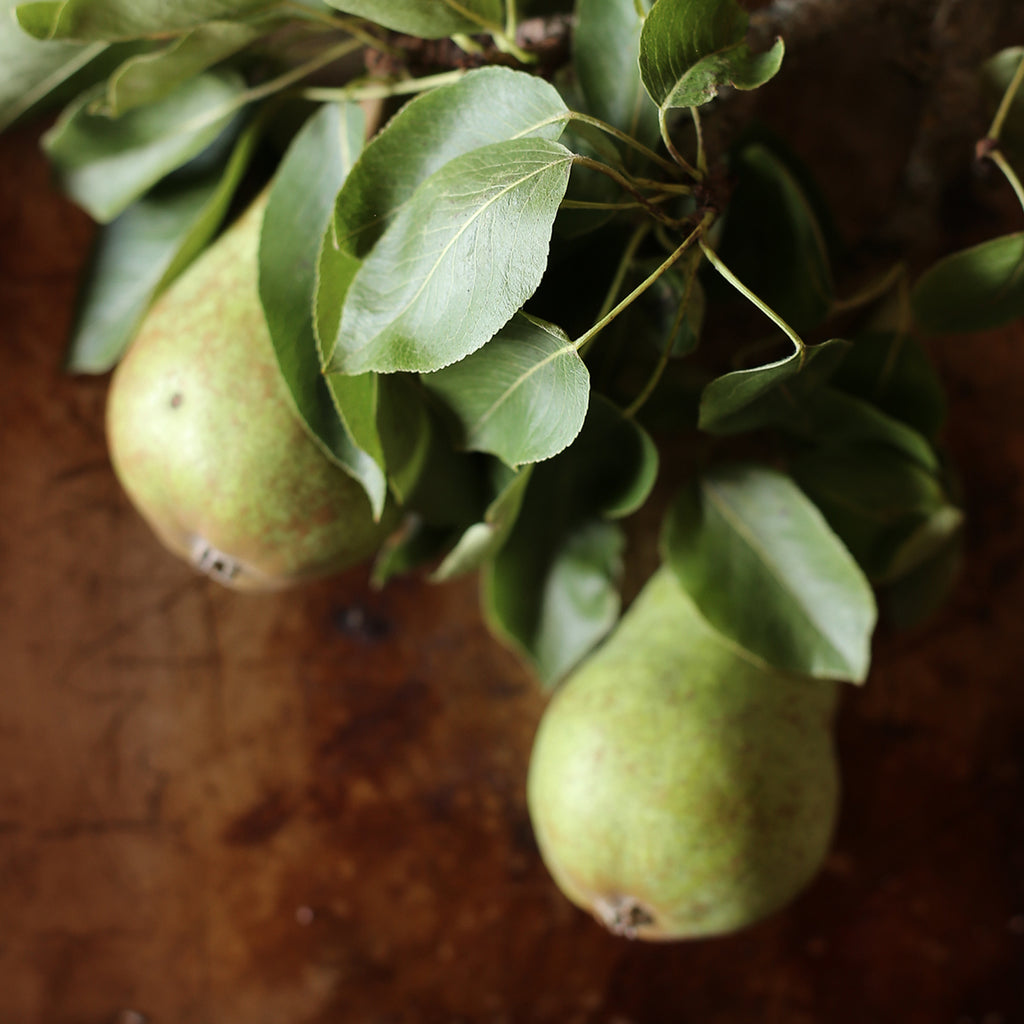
[987,50,1024,142]
[699,239,807,366]
[575,215,712,355]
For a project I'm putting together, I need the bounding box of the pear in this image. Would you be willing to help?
[527,567,840,940]
[106,195,394,590]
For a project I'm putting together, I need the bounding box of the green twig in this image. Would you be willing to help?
[560,199,650,211]
[630,177,693,195]
[172,36,366,134]
[594,223,651,326]
[302,68,467,103]
[658,107,701,180]
[451,33,486,55]
[572,155,681,226]
[241,37,366,105]
[988,148,1024,217]
[623,249,703,419]
[987,50,1024,142]
[690,105,707,176]
[505,0,518,40]
[569,111,682,177]
[700,239,807,366]
[575,216,712,355]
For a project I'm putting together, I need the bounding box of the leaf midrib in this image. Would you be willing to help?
[703,477,849,669]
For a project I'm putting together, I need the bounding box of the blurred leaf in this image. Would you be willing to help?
[699,337,849,432]
[432,464,533,580]
[64,110,260,373]
[16,0,270,41]
[658,263,705,357]
[371,517,458,588]
[884,505,964,582]
[316,66,568,355]
[375,374,430,506]
[830,330,946,441]
[327,137,573,374]
[879,528,964,630]
[574,0,659,152]
[663,463,876,682]
[792,443,961,582]
[485,518,625,689]
[325,371,385,476]
[715,141,834,333]
[911,233,1024,334]
[480,395,657,686]
[639,0,783,110]
[322,0,502,37]
[259,100,389,519]
[377,375,488,527]
[788,387,940,472]
[100,20,265,116]
[0,0,108,131]
[43,68,245,221]
[422,313,589,467]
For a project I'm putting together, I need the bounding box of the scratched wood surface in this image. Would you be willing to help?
[2,99,1024,1024]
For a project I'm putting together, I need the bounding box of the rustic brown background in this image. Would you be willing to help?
[3,45,1024,1024]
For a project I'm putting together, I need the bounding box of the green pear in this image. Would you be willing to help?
[527,567,840,940]
[106,195,395,590]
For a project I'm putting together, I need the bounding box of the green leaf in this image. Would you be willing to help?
[376,375,488,526]
[647,258,705,357]
[639,0,783,110]
[376,374,432,507]
[662,464,877,682]
[16,0,271,41]
[327,136,574,374]
[325,372,386,474]
[879,528,964,630]
[911,233,1024,334]
[0,0,107,131]
[485,519,625,689]
[574,0,659,152]
[370,518,459,588]
[64,111,260,373]
[42,68,245,222]
[699,337,849,432]
[432,463,533,580]
[795,388,940,472]
[714,141,835,333]
[322,0,502,37]
[480,395,658,686]
[259,101,389,520]
[792,443,961,583]
[100,20,265,116]
[830,330,946,441]
[421,312,589,467]
[315,65,569,355]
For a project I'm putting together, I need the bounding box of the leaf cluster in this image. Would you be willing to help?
[4,0,1019,691]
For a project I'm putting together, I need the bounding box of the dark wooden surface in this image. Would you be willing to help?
[2,103,1024,1024]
